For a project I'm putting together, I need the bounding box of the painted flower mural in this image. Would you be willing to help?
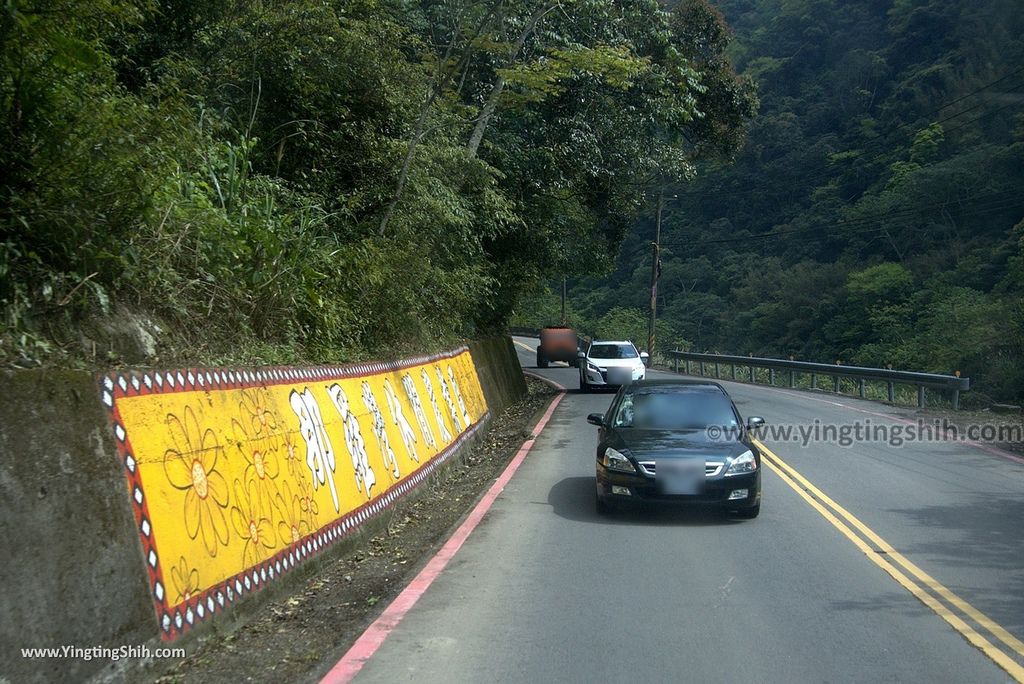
[275,480,311,546]
[281,427,302,478]
[170,556,201,604]
[296,477,320,528]
[163,406,230,557]
[106,348,487,641]
[240,388,281,442]
[229,478,276,567]
[230,407,281,506]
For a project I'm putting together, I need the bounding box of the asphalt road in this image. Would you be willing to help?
[345,337,1024,683]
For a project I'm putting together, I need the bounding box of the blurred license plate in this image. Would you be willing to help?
[658,460,704,495]
[607,368,632,384]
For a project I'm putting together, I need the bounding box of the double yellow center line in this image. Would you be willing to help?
[756,439,1024,681]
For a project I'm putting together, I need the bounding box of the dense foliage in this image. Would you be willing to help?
[1,0,752,365]
[527,0,1024,402]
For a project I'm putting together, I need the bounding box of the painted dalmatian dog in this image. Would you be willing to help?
[436,365,463,433]
[402,372,437,449]
[327,383,376,499]
[421,367,453,443]
[383,377,419,463]
[447,365,472,427]
[362,381,399,479]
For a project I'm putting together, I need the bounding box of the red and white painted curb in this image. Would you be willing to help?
[321,376,566,683]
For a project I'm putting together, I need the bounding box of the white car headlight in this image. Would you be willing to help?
[602,447,636,473]
[725,450,757,476]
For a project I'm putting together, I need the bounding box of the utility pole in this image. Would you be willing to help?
[647,187,664,360]
[560,277,567,326]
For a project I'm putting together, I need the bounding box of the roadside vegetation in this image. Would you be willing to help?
[1,0,753,368]
[517,0,1024,403]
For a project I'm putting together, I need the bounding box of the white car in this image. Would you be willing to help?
[578,341,648,392]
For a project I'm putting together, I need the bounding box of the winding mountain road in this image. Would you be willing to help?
[324,336,1024,683]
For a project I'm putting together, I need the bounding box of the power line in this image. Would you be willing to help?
[659,91,1024,212]
[941,99,1024,136]
[669,68,1024,202]
[660,203,1024,254]
[659,191,1024,248]
[663,188,1023,243]
[661,194,1023,248]
[928,64,1024,112]
[747,199,1024,252]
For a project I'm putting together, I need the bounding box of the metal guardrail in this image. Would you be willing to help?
[508,326,542,337]
[666,351,971,410]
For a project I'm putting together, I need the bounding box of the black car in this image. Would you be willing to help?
[587,379,764,518]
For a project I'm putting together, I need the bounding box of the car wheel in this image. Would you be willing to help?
[536,347,548,368]
[596,493,615,515]
[734,502,760,519]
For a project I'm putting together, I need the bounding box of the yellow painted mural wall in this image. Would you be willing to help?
[101,348,487,640]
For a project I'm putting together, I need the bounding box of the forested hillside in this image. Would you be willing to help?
[528,0,1024,402]
[1,0,753,366]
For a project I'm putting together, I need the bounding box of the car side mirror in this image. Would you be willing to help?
[577,351,586,359]
[586,413,605,427]
[640,352,649,359]
[746,416,766,431]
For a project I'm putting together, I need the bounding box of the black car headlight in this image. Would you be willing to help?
[602,447,636,473]
[725,449,757,476]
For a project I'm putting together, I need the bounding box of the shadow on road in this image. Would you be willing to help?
[546,476,742,527]
[828,592,937,620]
[885,494,1024,635]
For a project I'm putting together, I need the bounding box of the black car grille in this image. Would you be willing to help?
[637,461,725,477]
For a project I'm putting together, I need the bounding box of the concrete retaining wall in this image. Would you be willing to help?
[0,370,157,684]
[0,337,524,683]
[468,336,528,414]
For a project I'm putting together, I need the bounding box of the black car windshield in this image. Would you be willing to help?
[612,389,738,430]
[589,344,638,359]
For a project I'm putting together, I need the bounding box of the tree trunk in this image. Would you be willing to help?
[466,74,507,158]
[378,90,437,236]
[466,2,556,158]
[380,1,504,234]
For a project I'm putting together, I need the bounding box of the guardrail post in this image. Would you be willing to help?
[700,361,705,376]
[887,381,895,403]
[917,385,925,408]
[833,375,840,393]
[731,365,737,380]
[952,389,960,411]
[789,370,795,388]
[749,365,755,382]
[811,373,817,390]
[769,369,775,385]
[673,357,679,373]
[859,379,865,398]
[715,362,720,378]
[685,360,691,375]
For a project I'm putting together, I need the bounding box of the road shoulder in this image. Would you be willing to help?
[149,377,557,684]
